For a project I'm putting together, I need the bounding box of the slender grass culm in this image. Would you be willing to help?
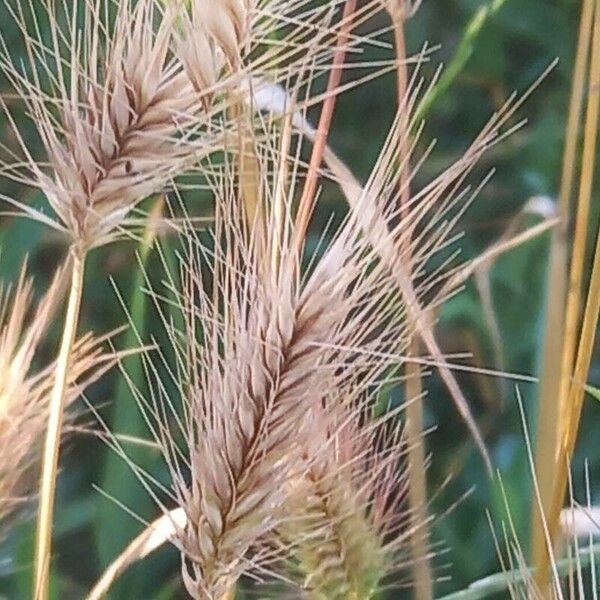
[386,2,433,597]
[530,0,595,583]
[545,0,600,585]
[0,1,598,599]
[532,0,600,590]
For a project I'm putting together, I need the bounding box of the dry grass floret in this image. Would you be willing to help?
[178,0,250,69]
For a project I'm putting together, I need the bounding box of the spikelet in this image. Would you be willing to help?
[173,0,341,109]
[167,0,252,141]
[0,266,112,527]
[0,0,205,247]
[190,0,249,66]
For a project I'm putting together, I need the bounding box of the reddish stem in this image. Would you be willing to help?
[294,0,358,247]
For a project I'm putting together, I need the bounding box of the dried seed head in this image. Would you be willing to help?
[0,266,113,527]
[107,7,514,594]
[45,0,198,246]
[193,0,249,65]
[124,124,429,597]
[0,268,59,419]
[115,68,512,592]
[0,0,204,247]
[0,0,352,249]
[286,477,385,599]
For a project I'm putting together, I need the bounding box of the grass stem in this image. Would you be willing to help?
[548,204,600,587]
[390,5,433,598]
[531,0,595,580]
[88,508,186,600]
[438,543,600,600]
[230,96,261,231]
[34,245,87,600]
[530,227,569,571]
[534,0,600,589]
[294,0,357,248]
[557,0,598,430]
[405,361,433,600]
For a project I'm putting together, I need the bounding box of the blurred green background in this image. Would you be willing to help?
[0,0,599,598]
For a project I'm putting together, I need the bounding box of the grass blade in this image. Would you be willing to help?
[89,508,185,600]
[585,385,600,403]
[95,199,164,598]
[414,0,508,122]
[438,543,600,600]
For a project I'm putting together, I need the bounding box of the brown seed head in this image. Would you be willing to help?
[0,0,203,247]
[128,125,428,597]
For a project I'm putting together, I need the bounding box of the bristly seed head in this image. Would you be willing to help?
[0,265,113,529]
[122,113,448,596]
[0,0,350,250]
[0,0,212,248]
[282,403,410,599]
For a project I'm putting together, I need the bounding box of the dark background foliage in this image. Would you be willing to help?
[0,0,598,598]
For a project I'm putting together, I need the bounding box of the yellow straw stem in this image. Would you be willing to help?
[558,0,598,425]
[530,232,568,572]
[531,0,595,581]
[549,200,600,576]
[34,245,87,600]
[237,113,261,230]
[556,0,595,219]
[535,0,600,589]
[390,4,433,598]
